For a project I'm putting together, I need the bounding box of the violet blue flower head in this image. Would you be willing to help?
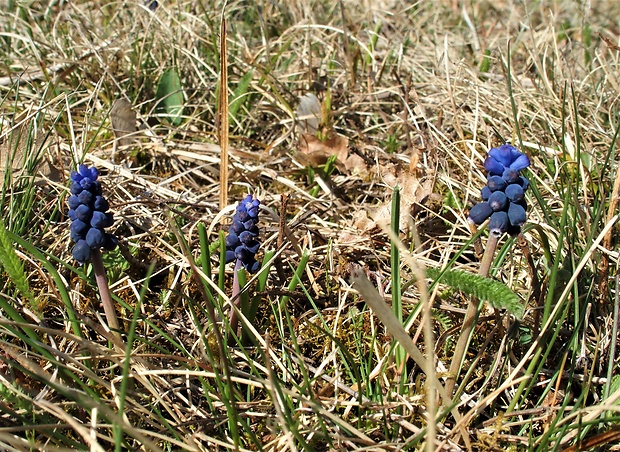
[68,164,118,263]
[468,144,531,235]
[225,195,261,273]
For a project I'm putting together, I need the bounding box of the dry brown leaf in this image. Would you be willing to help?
[297,132,366,175]
[0,126,27,176]
[110,98,137,147]
[369,163,434,231]
[351,209,376,232]
[0,121,60,183]
[298,133,347,167]
[342,150,366,174]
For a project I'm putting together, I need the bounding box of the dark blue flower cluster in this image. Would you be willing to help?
[468,144,530,235]
[225,195,261,273]
[68,165,118,263]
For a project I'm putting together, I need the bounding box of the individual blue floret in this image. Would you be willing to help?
[72,240,92,263]
[225,195,262,273]
[487,176,507,192]
[502,168,520,184]
[508,202,527,226]
[489,211,509,234]
[468,202,493,225]
[68,164,117,264]
[505,184,524,202]
[488,191,508,211]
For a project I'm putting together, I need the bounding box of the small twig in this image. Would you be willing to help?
[90,248,121,338]
[274,194,289,283]
[468,222,484,259]
[338,0,356,88]
[277,194,288,250]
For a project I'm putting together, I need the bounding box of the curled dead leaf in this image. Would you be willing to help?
[110,98,137,147]
[298,133,347,167]
[0,126,27,177]
[370,163,435,230]
[297,132,366,174]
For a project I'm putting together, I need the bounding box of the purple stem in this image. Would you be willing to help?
[228,259,243,337]
[90,248,121,337]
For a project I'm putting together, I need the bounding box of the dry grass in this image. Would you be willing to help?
[1,0,620,450]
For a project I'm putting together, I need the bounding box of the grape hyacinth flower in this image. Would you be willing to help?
[68,164,118,263]
[225,195,261,273]
[224,195,261,340]
[446,144,531,397]
[468,144,530,235]
[67,164,120,336]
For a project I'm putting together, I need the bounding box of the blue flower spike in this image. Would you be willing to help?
[68,164,117,264]
[469,144,530,236]
[225,195,262,273]
[68,164,122,337]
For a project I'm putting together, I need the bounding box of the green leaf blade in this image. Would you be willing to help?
[229,69,253,120]
[155,67,185,125]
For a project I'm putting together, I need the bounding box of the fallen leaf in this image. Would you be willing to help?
[0,126,27,177]
[0,120,60,183]
[295,92,367,175]
[370,163,434,230]
[342,152,366,174]
[351,209,376,232]
[297,132,366,175]
[298,133,347,167]
[110,98,137,147]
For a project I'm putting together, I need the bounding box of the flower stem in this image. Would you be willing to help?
[228,259,243,341]
[479,233,500,278]
[90,248,121,338]
[445,232,500,398]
